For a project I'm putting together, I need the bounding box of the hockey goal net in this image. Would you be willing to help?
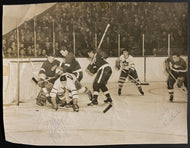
[3,58,46,105]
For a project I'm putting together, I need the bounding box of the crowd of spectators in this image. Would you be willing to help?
[3,2,187,58]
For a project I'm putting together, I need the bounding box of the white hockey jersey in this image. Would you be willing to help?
[119,55,135,70]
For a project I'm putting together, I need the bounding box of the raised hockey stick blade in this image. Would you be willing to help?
[103,103,113,113]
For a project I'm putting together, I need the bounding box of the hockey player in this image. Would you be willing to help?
[86,48,113,106]
[116,48,144,96]
[59,46,92,101]
[59,46,83,81]
[37,51,60,106]
[165,52,187,102]
[50,63,92,112]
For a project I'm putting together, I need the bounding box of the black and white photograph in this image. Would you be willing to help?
[2,1,188,146]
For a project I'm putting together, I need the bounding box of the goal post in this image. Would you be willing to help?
[3,59,46,106]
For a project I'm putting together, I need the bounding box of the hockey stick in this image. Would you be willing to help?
[32,76,56,85]
[128,74,149,85]
[168,71,185,91]
[103,102,113,113]
[97,24,110,49]
[90,24,110,64]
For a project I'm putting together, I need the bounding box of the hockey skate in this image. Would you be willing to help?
[169,94,173,102]
[104,97,112,103]
[87,97,98,106]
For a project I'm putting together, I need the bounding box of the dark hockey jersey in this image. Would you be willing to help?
[87,53,109,74]
[166,57,187,72]
[64,52,81,72]
[39,59,60,77]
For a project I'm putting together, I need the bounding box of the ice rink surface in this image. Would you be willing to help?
[3,82,188,145]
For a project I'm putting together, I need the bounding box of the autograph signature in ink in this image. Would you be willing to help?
[48,117,64,144]
[160,104,182,126]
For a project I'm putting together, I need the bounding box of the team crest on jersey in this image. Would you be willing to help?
[123,61,129,66]
[51,65,57,71]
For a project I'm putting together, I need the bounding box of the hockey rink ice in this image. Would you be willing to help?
[3,82,188,145]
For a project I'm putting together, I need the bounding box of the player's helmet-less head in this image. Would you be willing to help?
[59,46,69,57]
[121,48,129,57]
[171,52,180,62]
[121,48,129,54]
[46,51,55,63]
[87,48,95,58]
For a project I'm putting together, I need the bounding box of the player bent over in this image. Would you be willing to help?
[116,48,144,96]
[59,46,92,102]
[165,53,187,102]
[49,64,93,112]
[50,73,92,112]
[36,52,60,106]
[87,48,113,106]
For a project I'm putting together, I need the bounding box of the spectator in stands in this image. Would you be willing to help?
[2,2,188,58]
[11,41,17,57]
[120,36,128,49]
[44,41,52,55]
[152,48,158,56]
[55,42,62,57]
[57,31,64,47]
[25,29,33,46]
[7,34,16,47]
[19,47,26,57]
[55,23,63,33]
[6,47,13,58]
[36,44,42,57]
[31,45,35,56]
[42,49,47,57]
[26,46,33,56]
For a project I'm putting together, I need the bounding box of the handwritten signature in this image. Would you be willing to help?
[48,117,65,144]
[160,104,182,126]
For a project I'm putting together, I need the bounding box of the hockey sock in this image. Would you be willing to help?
[168,89,174,96]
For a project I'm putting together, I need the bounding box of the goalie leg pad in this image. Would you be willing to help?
[36,90,47,106]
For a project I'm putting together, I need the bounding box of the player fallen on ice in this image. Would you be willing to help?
[86,48,113,106]
[49,63,93,112]
[59,46,92,104]
[36,51,61,106]
[165,52,187,102]
[115,48,144,96]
